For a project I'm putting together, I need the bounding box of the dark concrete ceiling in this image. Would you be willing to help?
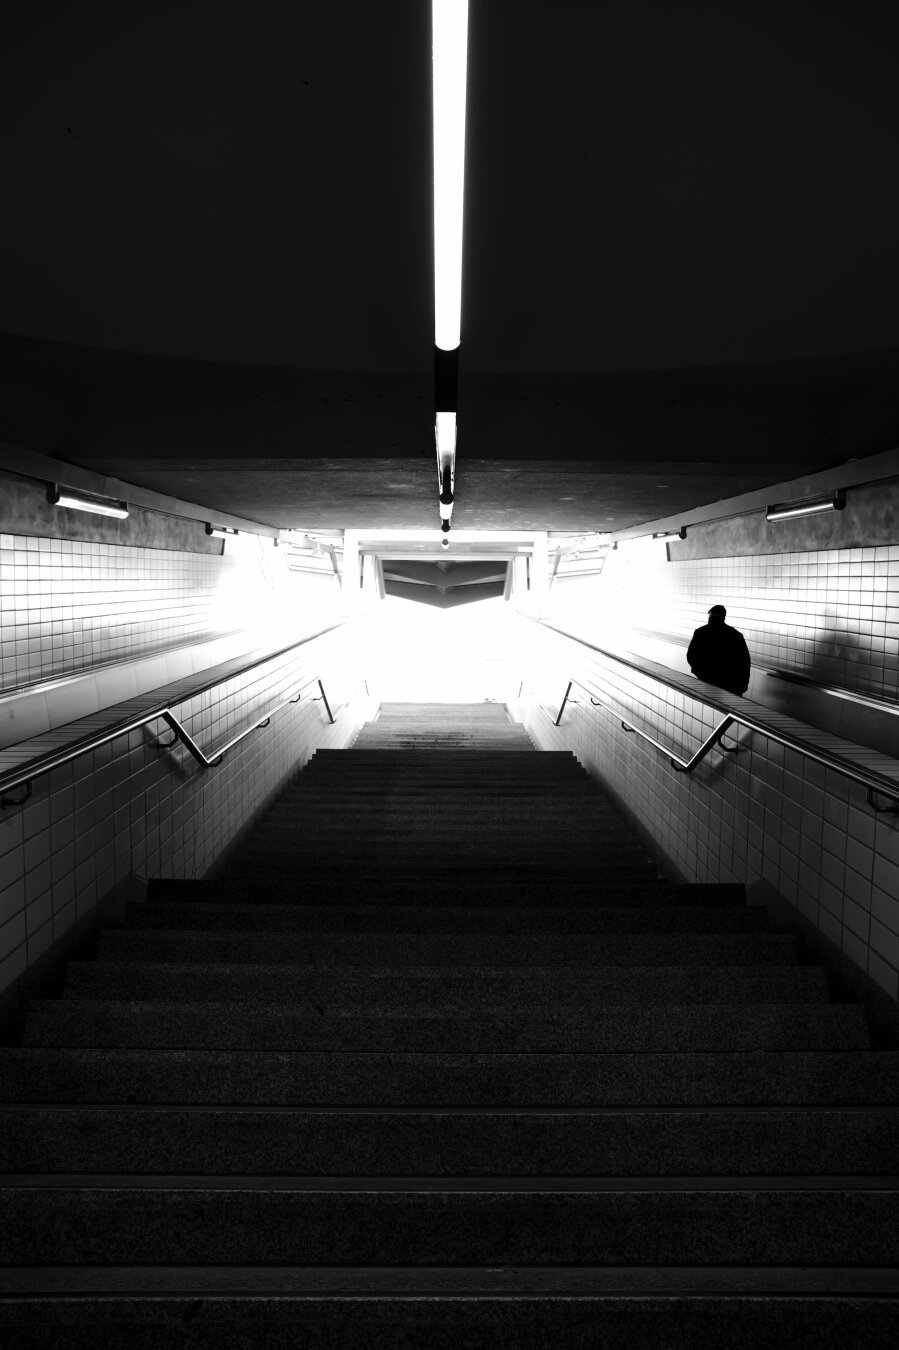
[2,0,899,532]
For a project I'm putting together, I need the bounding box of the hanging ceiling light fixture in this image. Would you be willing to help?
[436,412,456,537]
[766,490,846,522]
[432,0,469,353]
[432,1,469,537]
[48,485,129,519]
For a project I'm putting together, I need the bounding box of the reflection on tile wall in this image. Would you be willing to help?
[0,534,246,692]
[0,626,370,997]
[563,542,899,701]
[517,623,899,1003]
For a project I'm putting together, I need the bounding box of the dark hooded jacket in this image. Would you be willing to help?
[687,620,751,695]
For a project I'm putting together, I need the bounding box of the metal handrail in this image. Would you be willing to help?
[554,677,745,770]
[0,621,351,809]
[150,674,335,766]
[536,622,899,813]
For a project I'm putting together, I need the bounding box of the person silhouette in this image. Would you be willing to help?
[687,605,751,696]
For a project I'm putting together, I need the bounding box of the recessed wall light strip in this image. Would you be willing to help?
[48,484,129,519]
[766,490,846,522]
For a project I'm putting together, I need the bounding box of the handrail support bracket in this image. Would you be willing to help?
[867,788,899,815]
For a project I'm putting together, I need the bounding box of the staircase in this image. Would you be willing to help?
[352,701,536,750]
[1,702,898,1346]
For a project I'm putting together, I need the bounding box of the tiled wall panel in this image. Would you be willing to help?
[515,620,899,1003]
[0,625,371,996]
[0,534,250,690]
[0,530,326,694]
[564,540,899,701]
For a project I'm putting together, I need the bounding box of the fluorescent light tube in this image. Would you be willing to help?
[766,491,845,522]
[50,486,129,519]
[432,0,469,351]
[205,523,239,539]
[435,410,457,457]
[652,528,687,540]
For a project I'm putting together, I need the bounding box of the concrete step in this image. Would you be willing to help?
[351,743,537,751]
[3,1105,898,1176]
[228,844,654,864]
[225,862,661,884]
[297,762,591,773]
[0,1275,897,1350]
[23,1000,871,1052]
[242,843,654,866]
[309,750,575,760]
[350,713,527,721]
[286,778,598,788]
[345,748,545,756]
[304,764,584,778]
[282,800,607,814]
[242,837,645,857]
[228,843,653,861]
[279,789,604,801]
[3,1048,897,1107]
[305,752,587,762]
[288,783,599,795]
[0,1272,897,1350]
[305,758,584,768]
[236,816,644,838]
[144,879,740,908]
[245,825,642,847]
[295,778,593,791]
[312,745,574,753]
[292,765,592,779]
[306,757,584,769]
[352,729,534,740]
[62,961,832,1007]
[357,723,527,730]
[303,748,579,757]
[369,704,519,718]
[124,900,769,934]
[348,746,543,754]
[3,1183,898,1266]
[96,930,800,968]
[352,733,534,740]
[259,793,623,804]
[356,722,525,730]
[259,799,624,815]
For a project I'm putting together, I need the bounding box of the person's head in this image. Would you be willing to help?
[708,605,726,624]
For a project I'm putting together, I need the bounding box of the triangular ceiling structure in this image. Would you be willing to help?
[382,560,508,609]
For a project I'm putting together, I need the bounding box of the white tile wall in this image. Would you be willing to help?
[0,533,250,691]
[582,540,899,701]
[0,623,372,997]
[515,619,899,1003]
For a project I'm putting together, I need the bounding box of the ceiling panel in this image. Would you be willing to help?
[2,2,898,532]
[0,0,432,372]
[463,0,899,373]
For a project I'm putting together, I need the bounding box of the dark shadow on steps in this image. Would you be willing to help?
[1,701,898,1345]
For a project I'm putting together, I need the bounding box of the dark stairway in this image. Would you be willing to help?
[1,703,898,1346]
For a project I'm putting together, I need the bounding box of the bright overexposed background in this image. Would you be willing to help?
[363,596,523,703]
